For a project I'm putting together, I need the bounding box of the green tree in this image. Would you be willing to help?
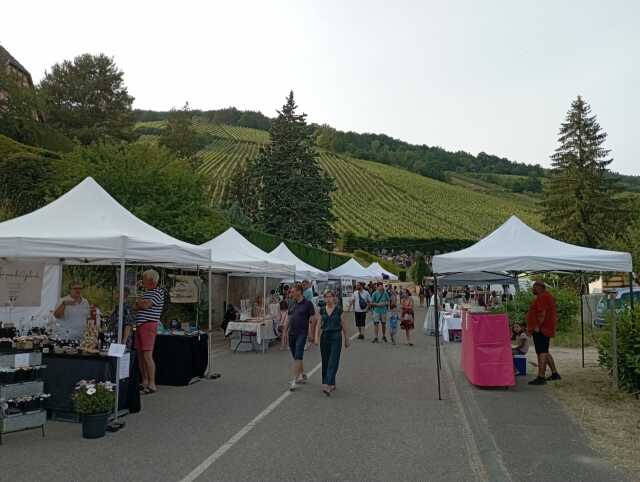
[0,152,58,215]
[39,54,134,145]
[64,142,225,243]
[242,91,336,247]
[411,254,427,284]
[543,96,625,247]
[159,102,197,159]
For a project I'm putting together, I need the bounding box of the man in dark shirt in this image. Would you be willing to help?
[284,283,317,391]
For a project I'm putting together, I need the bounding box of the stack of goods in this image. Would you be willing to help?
[79,320,99,355]
[0,350,48,443]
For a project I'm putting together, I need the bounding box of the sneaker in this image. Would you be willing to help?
[528,377,547,386]
[371,338,378,343]
[358,334,364,340]
[289,380,297,391]
[302,373,308,382]
[382,336,388,343]
[546,373,562,381]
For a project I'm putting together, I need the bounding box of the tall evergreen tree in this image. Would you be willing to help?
[543,96,625,247]
[159,102,197,159]
[242,91,335,247]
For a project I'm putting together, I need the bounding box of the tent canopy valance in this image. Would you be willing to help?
[269,243,328,281]
[201,228,294,277]
[433,216,632,274]
[436,272,517,286]
[328,258,373,281]
[0,177,211,266]
[365,262,399,281]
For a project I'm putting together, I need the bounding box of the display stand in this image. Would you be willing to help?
[0,351,47,444]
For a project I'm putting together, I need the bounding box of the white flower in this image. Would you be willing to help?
[86,387,96,395]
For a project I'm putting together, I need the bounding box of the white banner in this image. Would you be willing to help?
[169,275,200,304]
[0,262,45,307]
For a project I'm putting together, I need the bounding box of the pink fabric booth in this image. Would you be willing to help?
[460,311,515,388]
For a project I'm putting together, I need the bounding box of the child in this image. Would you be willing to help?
[388,308,400,345]
[512,322,529,355]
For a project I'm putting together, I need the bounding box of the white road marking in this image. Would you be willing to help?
[180,328,364,481]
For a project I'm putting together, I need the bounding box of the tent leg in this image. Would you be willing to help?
[206,269,221,380]
[630,272,635,324]
[114,260,125,423]
[434,273,442,401]
[225,273,230,310]
[580,273,585,368]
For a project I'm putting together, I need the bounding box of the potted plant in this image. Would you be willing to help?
[71,380,116,439]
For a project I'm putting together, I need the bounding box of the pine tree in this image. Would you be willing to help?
[243,91,336,247]
[543,96,625,247]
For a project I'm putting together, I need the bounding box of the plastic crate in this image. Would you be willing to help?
[1,410,46,433]
[0,381,44,400]
[0,352,42,368]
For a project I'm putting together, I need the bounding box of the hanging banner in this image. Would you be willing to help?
[0,262,45,307]
[169,275,200,304]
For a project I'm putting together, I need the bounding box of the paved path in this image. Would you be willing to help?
[1,309,626,481]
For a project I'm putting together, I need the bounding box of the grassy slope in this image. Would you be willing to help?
[135,120,542,241]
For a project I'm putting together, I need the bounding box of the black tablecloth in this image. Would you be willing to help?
[153,334,208,386]
[42,352,140,418]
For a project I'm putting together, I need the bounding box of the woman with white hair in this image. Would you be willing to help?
[134,269,165,394]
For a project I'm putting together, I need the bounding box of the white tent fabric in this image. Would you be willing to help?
[0,177,211,266]
[328,258,373,281]
[433,215,632,274]
[366,262,399,281]
[437,272,517,286]
[269,243,328,281]
[201,228,294,277]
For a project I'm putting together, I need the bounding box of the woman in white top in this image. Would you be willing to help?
[53,281,91,340]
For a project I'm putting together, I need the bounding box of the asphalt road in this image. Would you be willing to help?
[1,308,626,482]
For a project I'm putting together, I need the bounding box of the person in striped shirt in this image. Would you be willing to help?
[134,269,165,394]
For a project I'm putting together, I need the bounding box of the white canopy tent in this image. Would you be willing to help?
[437,272,517,286]
[269,242,328,281]
[0,177,214,421]
[430,215,633,400]
[201,228,294,278]
[433,216,632,274]
[328,258,373,281]
[365,262,399,281]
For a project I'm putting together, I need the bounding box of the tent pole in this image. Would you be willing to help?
[114,260,125,423]
[263,275,267,317]
[434,273,442,401]
[629,272,635,324]
[207,268,213,376]
[225,273,230,310]
[580,272,585,368]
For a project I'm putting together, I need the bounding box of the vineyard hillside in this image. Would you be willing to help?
[134,120,542,242]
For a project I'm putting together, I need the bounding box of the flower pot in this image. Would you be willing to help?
[81,412,109,439]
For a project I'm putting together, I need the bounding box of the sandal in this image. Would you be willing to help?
[322,388,331,397]
[141,387,156,395]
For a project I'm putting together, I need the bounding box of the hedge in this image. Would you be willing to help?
[597,307,640,392]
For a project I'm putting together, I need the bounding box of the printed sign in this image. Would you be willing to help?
[0,262,45,307]
[169,275,200,304]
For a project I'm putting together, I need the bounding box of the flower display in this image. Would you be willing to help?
[72,379,115,415]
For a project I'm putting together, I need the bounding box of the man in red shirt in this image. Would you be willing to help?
[526,281,561,385]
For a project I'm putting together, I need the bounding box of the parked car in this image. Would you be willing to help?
[594,287,640,328]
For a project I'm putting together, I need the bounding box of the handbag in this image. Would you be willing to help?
[358,292,368,310]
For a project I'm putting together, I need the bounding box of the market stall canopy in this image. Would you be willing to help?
[366,262,399,281]
[432,216,632,274]
[328,258,373,281]
[269,243,328,281]
[0,177,211,266]
[201,228,294,277]
[437,272,517,286]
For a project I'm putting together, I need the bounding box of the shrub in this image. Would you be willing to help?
[492,288,578,333]
[597,307,640,392]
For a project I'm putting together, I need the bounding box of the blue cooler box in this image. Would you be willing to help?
[513,355,527,376]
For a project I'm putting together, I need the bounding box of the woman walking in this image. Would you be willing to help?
[316,290,350,396]
[401,289,415,345]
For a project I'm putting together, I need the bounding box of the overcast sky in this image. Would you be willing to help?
[3,1,638,174]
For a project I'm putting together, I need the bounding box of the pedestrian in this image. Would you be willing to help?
[302,280,314,301]
[133,269,165,395]
[283,283,317,391]
[315,290,350,396]
[277,300,289,350]
[527,281,561,385]
[401,288,415,346]
[371,282,390,343]
[348,281,371,340]
[418,284,425,306]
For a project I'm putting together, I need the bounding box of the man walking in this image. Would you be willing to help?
[349,282,371,340]
[371,282,390,343]
[283,283,317,391]
[527,281,561,385]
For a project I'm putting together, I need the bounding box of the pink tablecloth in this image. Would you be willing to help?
[461,311,515,387]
